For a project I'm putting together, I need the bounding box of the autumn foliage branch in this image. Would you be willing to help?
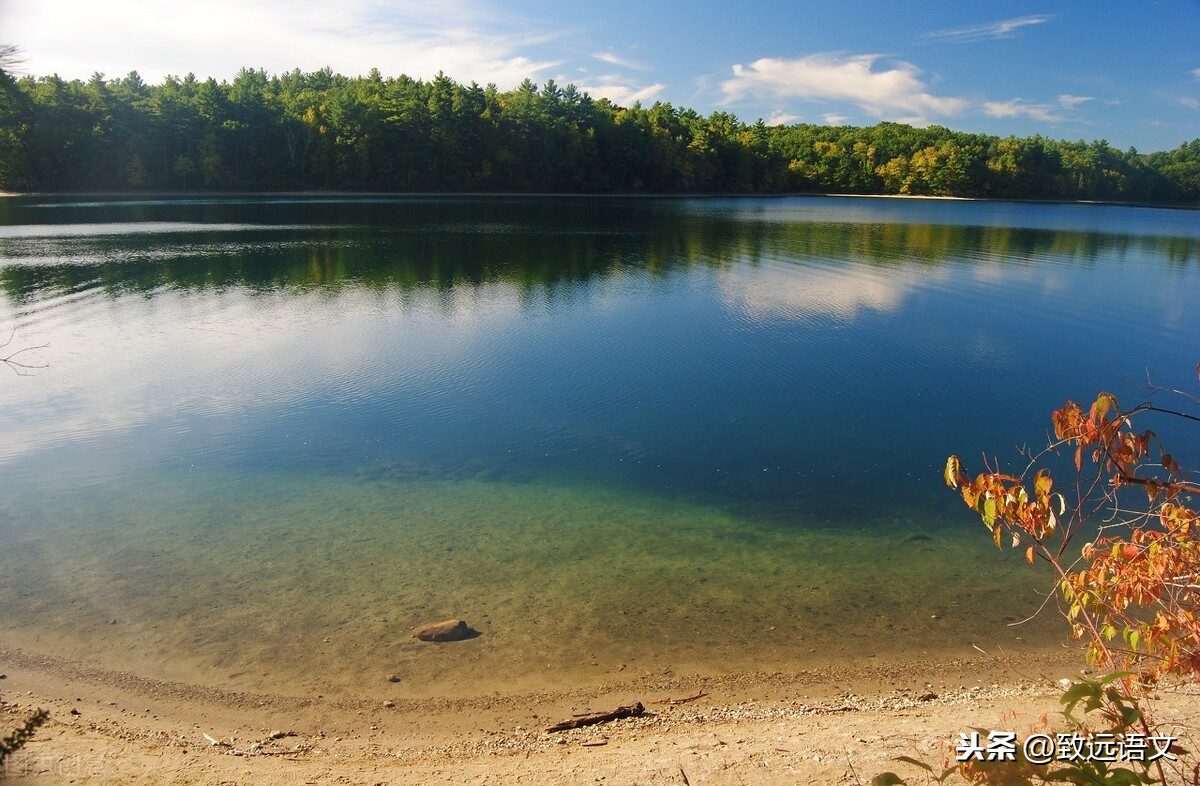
[946,365,1200,681]
[869,366,1200,785]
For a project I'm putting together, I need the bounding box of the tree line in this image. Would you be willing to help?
[1,63,1198,202]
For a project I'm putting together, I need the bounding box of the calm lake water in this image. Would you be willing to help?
[1,195,1198,698]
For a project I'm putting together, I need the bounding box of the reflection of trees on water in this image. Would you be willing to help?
[1,198,1198,307]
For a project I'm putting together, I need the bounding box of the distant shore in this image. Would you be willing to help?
[1,189,1196,209]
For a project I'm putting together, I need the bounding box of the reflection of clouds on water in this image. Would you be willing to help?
[0,281,528,468]
[0,222,323,239]
[717,257,945,322]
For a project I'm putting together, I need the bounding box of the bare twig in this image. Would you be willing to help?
[1,330,48,376]
[651,690,708,705]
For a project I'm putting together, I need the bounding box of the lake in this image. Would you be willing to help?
[1,195,1197,699]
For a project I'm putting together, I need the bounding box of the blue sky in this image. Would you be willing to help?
[2,0,1198,152]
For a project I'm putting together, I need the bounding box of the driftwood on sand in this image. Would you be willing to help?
[545,702,645,732]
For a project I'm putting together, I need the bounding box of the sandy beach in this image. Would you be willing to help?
[5,643,1196,785]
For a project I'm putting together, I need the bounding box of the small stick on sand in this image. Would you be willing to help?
[651,690,707,705]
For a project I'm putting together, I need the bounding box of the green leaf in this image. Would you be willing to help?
[871,773,906,786]
[1098,671,1134,686]
[1118,705,1143,727]
[1060,680,1097,707]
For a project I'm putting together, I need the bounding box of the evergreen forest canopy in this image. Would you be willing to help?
[1,61,1199,202]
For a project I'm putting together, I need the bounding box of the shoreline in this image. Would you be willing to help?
[7,644,1195,785]
[0,189,1195,209]
[0,643,1107,784]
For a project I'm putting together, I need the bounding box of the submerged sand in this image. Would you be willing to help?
[5,644,1197,785]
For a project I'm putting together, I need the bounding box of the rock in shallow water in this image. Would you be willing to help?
[411,618,476,642]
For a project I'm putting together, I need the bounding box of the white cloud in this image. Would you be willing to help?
[1057,94,1093,109]
[1191,68,1200,81]
[1181,97,1200,111]
[765,110,800,126]
[983,99,1065,122]
[575,76,665,106]
[721,54,965,125]
[921,15,1054,43]
[591,51,646,70]
[823,113,849,125]
[3,0,558,87]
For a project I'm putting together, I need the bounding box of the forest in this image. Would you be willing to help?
[1,62,1198,202]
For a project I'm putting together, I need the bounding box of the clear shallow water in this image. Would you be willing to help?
[1,195,1198,697]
